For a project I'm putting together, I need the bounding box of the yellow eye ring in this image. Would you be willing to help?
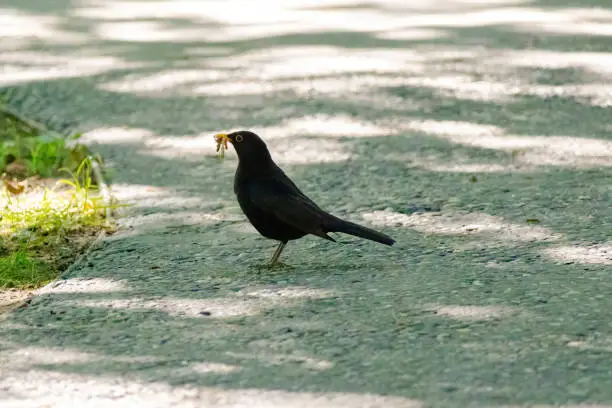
[235,134,243,142]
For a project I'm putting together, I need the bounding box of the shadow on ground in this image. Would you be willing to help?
[1,0,612,407]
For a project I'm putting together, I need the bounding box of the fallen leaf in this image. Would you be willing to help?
[3,179,25,195]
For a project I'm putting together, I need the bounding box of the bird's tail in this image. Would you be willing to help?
[324,216,395,246]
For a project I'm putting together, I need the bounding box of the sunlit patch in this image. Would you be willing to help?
[94,21,211,42]
[10,347,102,366]
[65,286,335,318]
[183,47,235,57]
[70,297,266,318]
[402,120,612,168]
[542,244,612,265]
[119,212,224,233]
[6,346,169,368]
[399,151,522,173]
[525,84,612,108]
[36,278,129,295]
[0,52,139,86]
[275,115,392,138]
[273,138,352,164]
[363,210,559,243]
[111,185,216,211]
[140,133,219,158]
[240,286,336,299]
[567,337,612,353]
[376,28,447,40]
[193,72,516,100]
[429,305,518,321]
[206,46,424,79]
[111,184,172,201]
[0,367,422,407]
[0,9,86,44]
[491,50,612,75]
[5,346,175,376]
[101,70,229,94]
[413,162,519,173]
[80,127,154,145]
[527,21,612,37]
[191,362,242,374]
[226,351,334,371]
[511,7,612,37]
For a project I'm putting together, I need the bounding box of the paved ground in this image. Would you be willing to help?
[1,0,612,407]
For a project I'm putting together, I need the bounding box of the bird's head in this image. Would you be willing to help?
[215,130,271,163]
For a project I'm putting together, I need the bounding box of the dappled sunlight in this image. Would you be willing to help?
[3,0,612,404]
[400,151,523,173]
[7,346,164,368]
[192,362,241,374]
[429,305,518,321]
[63,286,337,319]
[94,21,214,43]
[141,133,220,158]
[101,70,230,95]
[490,50,612,76]
[0,8,86,45]
[111,184,175,202]
[375,27,448,40]
[239,285,335,299]
[206,47,425,78]
[269,137,352,165]
[511,7,612,37]
[68,296,272,318]
[72,0,612,41]
[192,75,413,96]
[0,367,421,407]
[525,83,612,108]
[542,243,612,265]
[0,49,142,86]
[112,184,218,211]
[226,350,334,371]
[0,51,141,87]
[529,20,612,37]
[401,120,612,168]
[36,278,129,295]
[118,211,224,235]
[363,210,559,243]
[265,114,392,138]
[567,337,612,353]
[80,127,155,145]
[412,161,521,173]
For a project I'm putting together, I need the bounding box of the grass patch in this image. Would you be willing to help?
[0,251,55,289]
[0,103,92,179]
[0,100,115,292]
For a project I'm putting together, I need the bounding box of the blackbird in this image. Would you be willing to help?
[215,130,395,266]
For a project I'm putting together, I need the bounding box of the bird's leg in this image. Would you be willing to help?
[269,241,288,266]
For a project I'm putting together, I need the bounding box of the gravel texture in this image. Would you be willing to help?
[1,0,612,407]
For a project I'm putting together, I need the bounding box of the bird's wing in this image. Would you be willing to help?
[246,178,330,238]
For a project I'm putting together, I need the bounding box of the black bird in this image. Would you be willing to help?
[215,130,395,266]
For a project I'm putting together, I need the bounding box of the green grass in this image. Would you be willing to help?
[0,101,115,290]
[0,251,55,289]
[0,102,91,179]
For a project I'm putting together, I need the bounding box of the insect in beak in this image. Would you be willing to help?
[214,133,231,158]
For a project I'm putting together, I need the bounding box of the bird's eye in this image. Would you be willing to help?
[235,134,244,143]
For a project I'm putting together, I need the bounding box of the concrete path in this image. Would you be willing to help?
[1,1,612,407]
